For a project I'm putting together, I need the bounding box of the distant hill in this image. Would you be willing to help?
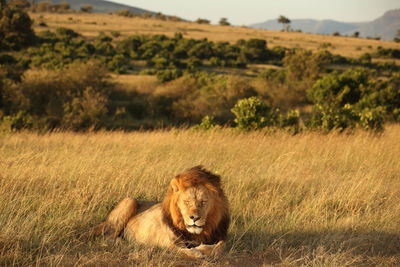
[34,0,154,14]
[251,9,400,41]
[251,19,357,35]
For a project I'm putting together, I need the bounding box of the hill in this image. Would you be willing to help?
[251,9,400,40]
[356,9,400,41]
[30,13,400,60]
[33,0,153,14]
[251,19,358,36]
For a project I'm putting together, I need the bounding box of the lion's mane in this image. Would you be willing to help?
[162,166,230,246]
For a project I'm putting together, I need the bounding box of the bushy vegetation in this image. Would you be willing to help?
[0,0,35,51]
[2,61,111,131]
[308,68,400,131]
[1,2,399,133]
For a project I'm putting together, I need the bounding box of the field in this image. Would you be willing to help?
[30,12,400,59]
[1,127,400,266]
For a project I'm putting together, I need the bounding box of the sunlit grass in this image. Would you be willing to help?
[1,126,399,266]
[30,13,400,59]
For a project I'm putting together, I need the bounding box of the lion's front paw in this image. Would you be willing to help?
[180,247,205,259]
[196,240,225,257]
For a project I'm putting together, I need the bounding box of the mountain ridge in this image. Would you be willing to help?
[251,9,400,40]
[33,0,154,15]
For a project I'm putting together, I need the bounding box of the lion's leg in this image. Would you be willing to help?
[177,247,205,259]
[93,197,138,238]
[196,240,225,257]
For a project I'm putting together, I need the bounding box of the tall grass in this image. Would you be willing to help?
[1,126,399,266]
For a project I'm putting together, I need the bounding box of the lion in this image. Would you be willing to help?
[94,166,230,258]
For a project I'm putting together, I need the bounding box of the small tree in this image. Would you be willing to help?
[0,0,35,51]
[277,15,291,31]
[352,31,360,38]
[196,18,210,24]
[231,97,276,130]
[219,17,230,26]
[394,29,400,43]
[80,4,92,13]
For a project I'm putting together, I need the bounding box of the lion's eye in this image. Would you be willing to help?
[201,200,207,205]
[184,200,190,205]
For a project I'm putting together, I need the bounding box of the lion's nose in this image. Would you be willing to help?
[189,215,200,222]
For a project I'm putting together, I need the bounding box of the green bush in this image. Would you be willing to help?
[0,1,36,51]
[307,68,398,131]
[6,61,112,130]
[231,96,276,130]
[192,115,219,130]
[156,68,183,83]
[1,111,33,131]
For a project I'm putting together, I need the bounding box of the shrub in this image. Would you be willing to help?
[308,68,399,131]
[6,61,112,130]
[231,96,276,130]
[196,18,210,24]
[358,107,385,131]
[156,68,183,83]
[192,115,219,130]
[1,111,33,131]
[80,5,92,13]
[0,1,36,51]
[219,18,230,26]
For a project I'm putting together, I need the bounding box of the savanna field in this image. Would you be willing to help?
[1,127,400,266]
[1,2,400,266]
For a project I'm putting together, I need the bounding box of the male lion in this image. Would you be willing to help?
[94,166,230,258]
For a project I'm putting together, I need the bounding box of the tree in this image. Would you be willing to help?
[196,18,210,24]
[0,0,35,51]
[219,18,230,26]
[394,29,400,43]
[80,4,92,13]
[352,31,360,38]
[277,15,291,32]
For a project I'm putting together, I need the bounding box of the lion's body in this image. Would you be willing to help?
[125,202,176,247]
[95,166,230,258]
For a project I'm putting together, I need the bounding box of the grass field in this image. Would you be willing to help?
[30,12,400,59]
[1,126,400,266]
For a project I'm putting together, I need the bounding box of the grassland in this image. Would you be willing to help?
[30,12,400,59]
[1,126,400,266]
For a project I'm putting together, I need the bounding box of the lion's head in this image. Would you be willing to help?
[162,166,230,244]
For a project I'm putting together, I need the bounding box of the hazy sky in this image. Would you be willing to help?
[109,0,399,25]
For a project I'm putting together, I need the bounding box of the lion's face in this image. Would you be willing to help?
[164,166,229,241]
[176,185,213,234]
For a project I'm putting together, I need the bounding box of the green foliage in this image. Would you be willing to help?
[196,18,210,25]
[238,38,269,63]
[308,68,398,131]
[192,115,219,130]
[0,54,26,110]
[277,15,291,31]
[373,47,400,59]
[0,0,35,51]
[278,109,300,129]
[274,49,331,107]
[219,18,230,26]
[80,5,92,13]
[156,68,183,83]
[1,110,33,131]
[231,97,276,130]
[6,61,112,130]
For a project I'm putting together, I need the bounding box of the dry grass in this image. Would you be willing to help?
[31,13,400,59]
[1,126,400,266]
[112,74,159,94]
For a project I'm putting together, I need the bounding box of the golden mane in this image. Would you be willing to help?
[162,166,230,245]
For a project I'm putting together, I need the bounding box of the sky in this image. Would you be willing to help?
[109,0,399,25]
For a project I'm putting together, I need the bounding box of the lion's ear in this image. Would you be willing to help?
[170,178,180,192]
